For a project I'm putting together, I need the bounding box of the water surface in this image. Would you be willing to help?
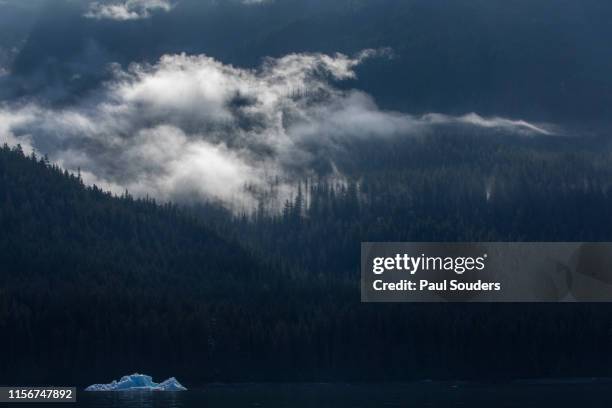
[76,381,612,408]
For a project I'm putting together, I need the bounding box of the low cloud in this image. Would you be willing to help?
[422,113,552,135]
[85,0,174,20]
[0,50,553,209]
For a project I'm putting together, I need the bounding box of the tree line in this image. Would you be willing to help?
[3,133,612,385]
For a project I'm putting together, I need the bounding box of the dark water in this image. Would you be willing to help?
[68,381,612,408]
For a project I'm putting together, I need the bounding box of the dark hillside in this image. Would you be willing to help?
[4,136,612,386]
[0,144,274,384]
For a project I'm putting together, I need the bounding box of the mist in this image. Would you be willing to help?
[0,48,552,209]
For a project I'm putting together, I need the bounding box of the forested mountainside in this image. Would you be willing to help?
[0,144,279,384]
[5,133,612,385]
[0,144,268,292]
[3,0,612,390]
[199,132,612,278]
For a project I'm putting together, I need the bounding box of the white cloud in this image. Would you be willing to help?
[422,113,552,135]
[85,0,174,21]
[0,50,553,209]
[0,107,37,153]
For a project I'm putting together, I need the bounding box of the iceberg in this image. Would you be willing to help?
[85,373,187,391]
